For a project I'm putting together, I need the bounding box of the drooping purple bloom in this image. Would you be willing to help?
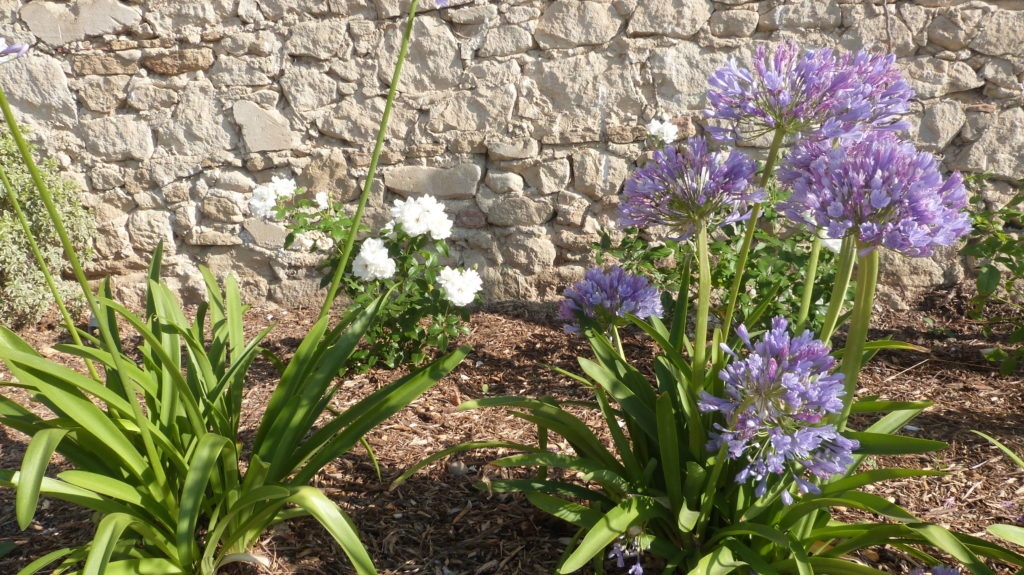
[558,266,663,333]
[930,567,961,575]
[699,317,856,502]
[0,38,29,65]
[778,132,971,257]
[619,137,761,240]
[705,41,913,142]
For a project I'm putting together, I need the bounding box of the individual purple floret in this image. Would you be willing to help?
[558,266,663,333]
[619,137,761,240]
[698,317,857,503]
[0,38,29,65]
[778,131,971,257]
[705,41,913,142]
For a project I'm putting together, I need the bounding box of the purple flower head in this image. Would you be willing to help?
[931,567,961,575]
[620,137,762,240]
[558,266,663,333]
[698,316,856,502]
[778,132,971,257]
[0,38,29,65]
[705,41,913,142]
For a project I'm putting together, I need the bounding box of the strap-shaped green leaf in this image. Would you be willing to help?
[910,523,994,575]
[559,496,663,574]
[286,486,377,575]
[16,428,69,529]
[290,346,468,483]
[98,558,186,575]
[846,431,946,455]
[83,512,145,575]
[771,557,887,574]
[990,524,1024,547]
[688,544,744,575]
[822,468,944,495]
[525,491,604,528]
[176,433,231,568]
[779,491,917,531]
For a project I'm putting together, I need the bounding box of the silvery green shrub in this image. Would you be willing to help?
[0,126,93,327]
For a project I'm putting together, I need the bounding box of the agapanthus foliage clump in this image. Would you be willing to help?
[619,137,761,240]
[778,132,972,257]
[705,41,913,142]
[345,194,482,369]
[558,265,663,333]
[699,317,856,504]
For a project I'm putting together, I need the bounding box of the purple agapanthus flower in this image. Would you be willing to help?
[619,137,761,240]
[705,41,913,142]
[558,266,663,333]
[778,131,971,257]
[699,316,857,503]
[0,38,29,65]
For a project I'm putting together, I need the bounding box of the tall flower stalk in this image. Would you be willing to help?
[778,131,971,422]
[322,0,420,317]
[0,48,99,378]
[620,137,758,380]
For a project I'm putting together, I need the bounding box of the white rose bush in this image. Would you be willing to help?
[342,194,482,370]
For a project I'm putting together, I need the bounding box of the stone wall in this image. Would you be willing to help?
[0,0,1021,309]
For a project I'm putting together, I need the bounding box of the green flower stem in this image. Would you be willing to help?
[321,1,418,319]
[837,245,879,429]
[693,224,712,392]
[610,324,625,360]
[0,84,171,502]
[0,167,98,379]
[720,127,787,340]
[694,443,729,537]
[819,235,856,343]
[794,235,823,333]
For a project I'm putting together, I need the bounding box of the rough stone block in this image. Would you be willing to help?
[83,116,154,161]
[77,75,130,112]
[142,48,215,75]
[478,25,534,57]
[535,1,621,49]
[233,101,298,153]
[628,0,711,38]
[384,163,482,199]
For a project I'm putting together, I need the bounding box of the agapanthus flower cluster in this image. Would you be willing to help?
[352,237,396,281]
[389,195,453,240]
[608,531,646,575]
[705,41,913,142]
[0,38,28,65]
[558,266,663,333]
[619,137,761,240]
[699,316,858,503]
[778,132,971,257]
[437,266,483,307]
[249,175,298,220]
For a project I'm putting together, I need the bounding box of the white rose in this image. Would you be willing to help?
[352,238,396,280]
[437,266,483,307]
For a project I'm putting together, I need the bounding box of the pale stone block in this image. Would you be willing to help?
[233,101,298,153]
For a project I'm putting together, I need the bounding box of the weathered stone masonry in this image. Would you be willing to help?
[0,0,1021,309]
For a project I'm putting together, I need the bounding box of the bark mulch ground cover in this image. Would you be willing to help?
[0,293,1021,574]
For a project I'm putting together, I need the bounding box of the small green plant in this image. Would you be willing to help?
[963,182,1024,374]
[0,125,94,327]
[340,198,482,369]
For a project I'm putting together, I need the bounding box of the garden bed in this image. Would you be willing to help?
[1,294,1022,574]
